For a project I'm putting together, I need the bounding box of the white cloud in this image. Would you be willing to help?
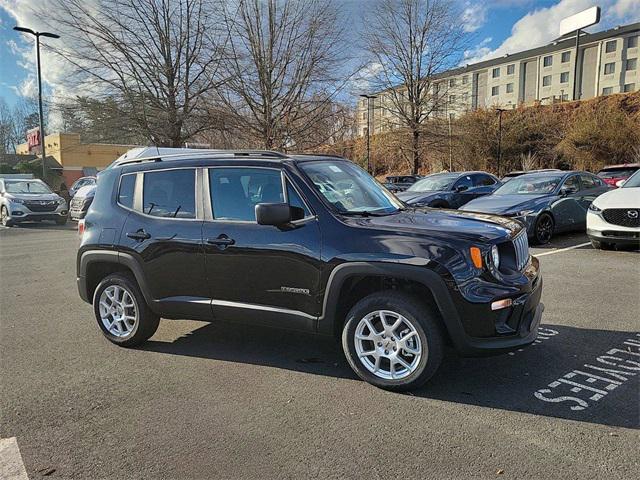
[464,0,640,64]
[463,37,493,63]
[461,3,488,33]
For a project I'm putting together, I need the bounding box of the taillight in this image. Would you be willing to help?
[78,219,85,237]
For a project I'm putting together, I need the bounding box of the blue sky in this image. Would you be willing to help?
[1,0,639,110]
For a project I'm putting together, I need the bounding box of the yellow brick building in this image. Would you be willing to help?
[16,132,139,185]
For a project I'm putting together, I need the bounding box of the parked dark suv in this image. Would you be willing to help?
[77,150,543,391]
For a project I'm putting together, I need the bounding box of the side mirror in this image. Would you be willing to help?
[455,185,469,193]
[256,203,291,226]
[615,179,626,188]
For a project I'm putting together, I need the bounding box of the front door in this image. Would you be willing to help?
[118,168,209,319]
[202,166,322,331]
[551,174,584,231]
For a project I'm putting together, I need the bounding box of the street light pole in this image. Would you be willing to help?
[13,26,60,181]
[496,108,507,178]
[360,94,377,174]
[572,28,581,101]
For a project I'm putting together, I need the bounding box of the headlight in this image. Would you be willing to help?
[491,244,500,270]
[588,203,601,213]
[57,197,66,205]
[517,209,535,216]
[9,197,24,204]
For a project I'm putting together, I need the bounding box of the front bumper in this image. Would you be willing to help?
[5,202,68,223]
[442,257,544,356]
[587,212,640,245]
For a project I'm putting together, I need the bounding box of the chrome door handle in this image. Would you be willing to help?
[126,230,151,241]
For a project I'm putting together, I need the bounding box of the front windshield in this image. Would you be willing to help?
[299,160,403,214]
[407,174,457,192]
[622,170,640,188]
[5,180,52,194]
[493,174,563,195]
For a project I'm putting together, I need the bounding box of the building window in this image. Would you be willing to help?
[623,83,636,92]
[449,95,456,104]
[604,62,615,75]
[602,87,613,95]
[462,75,469,85]
[542,75,552,87]
[626,58,637,71]
[449,78,456,87]
[560,72,569,83]
[506,83,514,93]
[492,67,500,78]
[462,92,468,102]
[492,86,499,96]
[628,36,638,48]
[605,40,617,53]
[561,51,571,63]
[507,64,515,75]
[543,55,553,67]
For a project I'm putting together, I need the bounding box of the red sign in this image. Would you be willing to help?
[26,128,41,150]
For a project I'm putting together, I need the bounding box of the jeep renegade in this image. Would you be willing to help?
[77,150,543,391]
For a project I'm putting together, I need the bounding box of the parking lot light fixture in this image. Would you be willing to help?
[13,26,60,181]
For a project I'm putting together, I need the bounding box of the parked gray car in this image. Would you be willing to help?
[0,178,68,227]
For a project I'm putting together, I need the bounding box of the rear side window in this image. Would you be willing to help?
[118,174,136,208]
[473,174,496,186]
[142,169,196,218]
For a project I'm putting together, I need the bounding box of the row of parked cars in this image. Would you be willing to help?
[384,165,640,248]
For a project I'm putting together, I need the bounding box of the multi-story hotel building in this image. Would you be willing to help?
[357,22,639,137]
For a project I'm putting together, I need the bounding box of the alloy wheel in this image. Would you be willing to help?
[354,310,423,380]
[536,215,553,244]
[98,285,138,337]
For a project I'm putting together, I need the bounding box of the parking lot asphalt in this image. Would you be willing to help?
[1,223,638,479]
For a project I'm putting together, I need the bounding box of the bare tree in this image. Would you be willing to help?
[42,0,225,147]
[363,0,466,173]
[217,0,351,150]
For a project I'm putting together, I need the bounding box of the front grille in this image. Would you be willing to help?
[602,230,640,238]
[24,200,57,212]
[70,197,83,209]
[513,231,529,270]
[602,209,640,228]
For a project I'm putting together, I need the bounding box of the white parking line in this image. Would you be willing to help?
[0,437,29,480]
[535,242,591,257]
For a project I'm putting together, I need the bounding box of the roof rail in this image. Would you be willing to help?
[291,153,346,159]
[111,148,290,168]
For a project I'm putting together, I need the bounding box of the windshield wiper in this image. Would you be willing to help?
[341,210,396,217]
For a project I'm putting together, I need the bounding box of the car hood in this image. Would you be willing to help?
[342,208,523,242]
[6,192,60,201]
[593,187,640,208]
[461,194,554,214]
[395,190,442,203]
[75,184,97,198]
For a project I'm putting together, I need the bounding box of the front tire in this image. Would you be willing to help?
[93,273,160,347]
[1,206,13,227]
[532,213,554,245]
[342,291,444,392]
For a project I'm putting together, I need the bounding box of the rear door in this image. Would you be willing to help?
[202,166,322,330]
[118,167,209,319]
[450,174,474,208]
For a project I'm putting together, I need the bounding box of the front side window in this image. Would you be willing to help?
[453,175,473,190]
[561,175,581,192]
[209,168,284,221]
[299,161,402,215]
[142,169,195,218]
[118,174,136,209]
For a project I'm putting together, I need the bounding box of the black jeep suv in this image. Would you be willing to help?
[77,150,543,391]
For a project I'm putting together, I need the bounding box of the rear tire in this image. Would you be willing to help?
[93,273,159,347]
[342,291,445,392]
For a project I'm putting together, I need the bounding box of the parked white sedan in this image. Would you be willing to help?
[587,170,640,249]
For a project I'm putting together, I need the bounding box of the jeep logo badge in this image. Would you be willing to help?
[627,210,638,219]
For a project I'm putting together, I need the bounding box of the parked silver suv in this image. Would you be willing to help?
[0,177,68,227]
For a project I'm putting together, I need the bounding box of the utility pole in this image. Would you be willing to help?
[13,26,60,181]
[360,94,377,174]
[496,108,507,178]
